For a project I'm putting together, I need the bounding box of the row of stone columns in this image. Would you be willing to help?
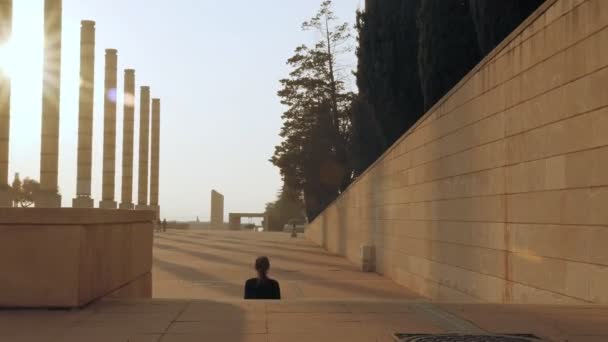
[70,17,161,211]
[0,0,162,213]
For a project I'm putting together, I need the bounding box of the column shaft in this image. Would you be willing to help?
[100,49,118,209]
[72,20,95,208]
[37,0,62,207]
[0,0,12,207]
[136,86,150,209]
[119,69,135,209]
[149,98,160,215]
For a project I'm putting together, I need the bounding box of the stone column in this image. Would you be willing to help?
[37,0,62,208]
[119,69,135,210]
[99,49,118,209]
[72,20,95,208]
[0,0,12,207]
[136,86,150,210]
[149,98,160,216]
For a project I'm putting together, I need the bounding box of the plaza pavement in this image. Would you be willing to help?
[1,230,608,341]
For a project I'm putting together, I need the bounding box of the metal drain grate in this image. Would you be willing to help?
[394,334,542,342]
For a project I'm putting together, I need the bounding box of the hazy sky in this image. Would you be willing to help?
[7,0,362,220]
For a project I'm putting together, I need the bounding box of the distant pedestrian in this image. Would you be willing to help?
[291,223,297,238]
[162,218,167,232]
[244,256,281,300]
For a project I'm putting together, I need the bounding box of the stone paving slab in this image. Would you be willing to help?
[3,299,608,341]
[153,231,418,301]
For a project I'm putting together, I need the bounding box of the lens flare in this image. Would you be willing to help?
[107,88,117,103]
[124,92,135,107]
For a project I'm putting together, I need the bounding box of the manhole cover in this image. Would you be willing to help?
[394,334,542,342]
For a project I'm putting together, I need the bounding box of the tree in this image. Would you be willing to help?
[417,0,482,111]
[10,173,22,207]
[352,0,424,174]
[469,0,543,56]
[265,185,306,231]
[272,1,355,221]
[9,173,57,208]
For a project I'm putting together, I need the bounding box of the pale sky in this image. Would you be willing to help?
[5,0,361,220]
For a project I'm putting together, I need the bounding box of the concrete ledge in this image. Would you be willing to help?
[0,208,154,308]
[0,208,156,225]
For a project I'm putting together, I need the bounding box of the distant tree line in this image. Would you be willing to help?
[271,0,542,222]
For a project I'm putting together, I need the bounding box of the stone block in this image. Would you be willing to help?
[409,195,505,222]
[507,107,608,165]
[0,208,154,308]
[119,202,135,210]
[508,223,595,263]
[34,192,61,208]
[510,252,597,301]
[72,196,94,208]
[99,200,117,209]
[508,187,608,226]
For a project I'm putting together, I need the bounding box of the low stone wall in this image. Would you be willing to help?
[0,208,154,308]
[307,0,608,304]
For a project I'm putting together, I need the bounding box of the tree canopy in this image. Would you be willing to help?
[272,0,542,221]
[271,1,355,221]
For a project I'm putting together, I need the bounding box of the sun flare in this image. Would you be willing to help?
[0,39,16,79]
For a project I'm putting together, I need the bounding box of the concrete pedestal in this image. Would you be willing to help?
[119,202,135,210]
[72,196,94,209]
[0,208,154,308]
[35,193,61,208]
[99,200,117,209]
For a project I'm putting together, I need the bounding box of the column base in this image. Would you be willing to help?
[99,200,118,209]
[0,189,12,207]
[135,204,150,210]
[149,205,160,221]
[119,202,135,210]
[35,192,62,208]
[72,196,94,208]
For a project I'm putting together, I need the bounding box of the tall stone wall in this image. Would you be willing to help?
[307,0,608,304]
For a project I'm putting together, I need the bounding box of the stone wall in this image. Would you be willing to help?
[0,208,154,308]
[307,0,608,304]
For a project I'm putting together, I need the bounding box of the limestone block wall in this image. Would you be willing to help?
[0,209,154,308]
[306,0,608,304]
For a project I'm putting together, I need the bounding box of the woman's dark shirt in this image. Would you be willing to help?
[244,278,281,300]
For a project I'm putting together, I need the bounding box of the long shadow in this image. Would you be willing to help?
[180,233,329,257]
[154,241,305,280]
[156,234,351,270]
[161,232,339,259]
[165,230,321,249]
[154,235,413,299]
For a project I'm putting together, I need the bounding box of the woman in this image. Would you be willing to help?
[244,256,281,300]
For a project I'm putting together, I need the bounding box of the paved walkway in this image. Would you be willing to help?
[2,230,608,341]
[153,230,415,300]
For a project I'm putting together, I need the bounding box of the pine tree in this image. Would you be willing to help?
[272,1,355,220]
